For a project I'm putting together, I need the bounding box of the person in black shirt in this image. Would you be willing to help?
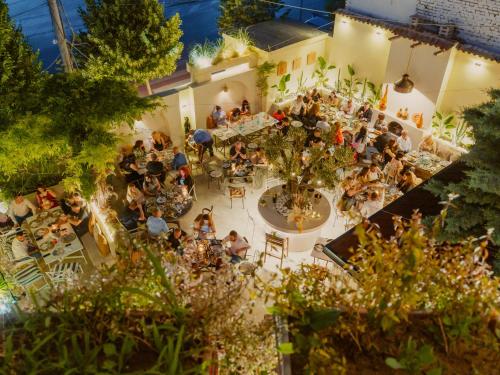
[373,127,394,153]
[146,153,166,183]
[168,228,188,254]
[357,102,373,122]
[68,204,89,237]
[229,141,247,162]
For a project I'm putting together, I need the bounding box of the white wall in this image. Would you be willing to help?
[346,0,417,23]
[191,69,259,129]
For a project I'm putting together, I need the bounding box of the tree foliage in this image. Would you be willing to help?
[218,0,283,34]
[265,211,500,374]
[0,0,45,127]
[426,90,500,246]
[79,0,183,83]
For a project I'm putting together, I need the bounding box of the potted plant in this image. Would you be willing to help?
[312,56,335,89]
[431,111,455,140]
[272,74,291,103]
[367,81,383,108]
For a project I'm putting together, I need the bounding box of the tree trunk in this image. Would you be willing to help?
[145,80,153,96]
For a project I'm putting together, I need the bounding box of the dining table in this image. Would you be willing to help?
[24,207,86,267]
[183,238,228,272]
[221,159,255,185]
[136,148,175,175]
[144,184,193,220]
[402,150,451,180]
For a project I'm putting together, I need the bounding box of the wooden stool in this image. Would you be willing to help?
[264,233,288,268]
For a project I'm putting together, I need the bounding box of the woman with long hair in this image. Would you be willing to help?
[175,166,194,193]
[193,213,216,239]
[126,183,146,221]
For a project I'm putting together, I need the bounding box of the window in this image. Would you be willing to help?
[307,52,317,65]
[292,57,301,71]
[277,61,287,76]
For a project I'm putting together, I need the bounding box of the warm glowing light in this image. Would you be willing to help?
[196,57,213,69]
[235,42,247,55]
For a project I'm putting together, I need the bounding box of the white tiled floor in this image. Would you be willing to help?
[175,156,352,273]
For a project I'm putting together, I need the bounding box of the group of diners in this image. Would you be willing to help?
[3,188,89,261]
[210,99,251,127]
[143,206,250,265]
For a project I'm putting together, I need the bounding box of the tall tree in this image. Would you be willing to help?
[0,0,44,127]
[79,0,183,94]
[427,90,500,246]
[218,0,283,34]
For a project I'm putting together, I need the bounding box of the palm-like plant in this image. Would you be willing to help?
[313,56,335,89]
[431,112,455,139]
[452,117,473,147]
[272,74,291,102]
[367,81,383,107]
[296,71,308,94]
[343,64,360,99]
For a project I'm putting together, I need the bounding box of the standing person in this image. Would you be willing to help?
[171,146,188,171]
[192,129,214,163]
[223,230,250,263]
[212,106,227,127]
[146,209,169,237]
[8,194,37,226]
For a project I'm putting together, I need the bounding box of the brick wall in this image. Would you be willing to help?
[416,0,500,52]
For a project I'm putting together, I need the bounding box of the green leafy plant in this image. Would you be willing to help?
[228,28,254,55]
[188,40,217,67]
[431,111,455,139]
[312,56,335,89]
[343,64,360,99]
[367,81,383,107]
[272,73,291,102]
[335,67,342,93]
[385,338,442,375]
[451,117,472,147]
[256,61,276,98]
[296,71,308,94]
[218,0,283,33]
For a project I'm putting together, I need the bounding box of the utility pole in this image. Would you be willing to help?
[47,0,74,72]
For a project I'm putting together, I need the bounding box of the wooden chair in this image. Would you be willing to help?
[228,186,245,208]
[263,233,288,269]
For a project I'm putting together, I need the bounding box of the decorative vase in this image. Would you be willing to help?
[402,107,409,120]
[396,108,403,118]
[379,84,388,111]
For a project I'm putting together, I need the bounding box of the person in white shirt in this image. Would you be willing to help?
[223,230,250,264]
[11,233,30,260]
[361,190,384,218]
[8,194,37,226]
[341,99,354,115]
[367,163,383,182]
[316,116,331,132]
[397,130,412,153]
[290,95,305,118]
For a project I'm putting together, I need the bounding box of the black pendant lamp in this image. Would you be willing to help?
[394,45,415,94]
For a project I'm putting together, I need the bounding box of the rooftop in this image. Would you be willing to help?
[246,19,328,52]
[336,9,500,62]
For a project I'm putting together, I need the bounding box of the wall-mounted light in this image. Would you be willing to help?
[474,61,482,67]
[341,19,348,24]
[375,30,382,35]
[223,85,228,92]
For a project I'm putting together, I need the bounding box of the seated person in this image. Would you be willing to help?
[171,146,188,171]
[277,116,290,136]
[241,100,251,116]
[290,95,306,119]
[0,212,14,231]
[339,176,363,211]
[385,151,404,184]
[230,141,248,161]
[309,88,321,102]
[327,91,340,107]
[119,146,141,183]
[223,230,250,264]
[250,147,267,165]
[305,128,323,148]
[397,130,412,153]
[374,126,395,153]
[356,167,371,185]
[193,213,216,240]
[168,228,188,253]
[68,203,89,237]
[356,102,373,122]
[143,174,161,196]
[361,191,383,218]
[146,209,169,237]
[118,201,141,231]
[230,107,241,122]
[175,166,194,193]
[341,99,354,115]
[373,113,387,131]
[11,232,35,261]
[61,192,85,215]
[35,185,58,210]
[306,100,321,121]
[146,153,166,183]
[418,134,437,154]
[316,116,331,132]
[212,106,227,126]
[151,131,171,152]
[8,194,37,226]
[367,163,383,182]
[397,170,422,193]
[383,139,399,165]
[133,140,147,158]
[352,126,369,155]
[272,109,286,123]
[126,183,146,221]
[332,121,344,146]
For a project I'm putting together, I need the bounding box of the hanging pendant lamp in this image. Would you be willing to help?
[394,46,415,94]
